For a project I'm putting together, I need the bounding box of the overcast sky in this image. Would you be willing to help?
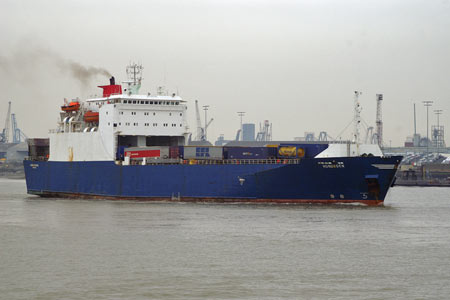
[1,0,449,146]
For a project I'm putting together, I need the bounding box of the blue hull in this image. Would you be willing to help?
[24,156,402,205]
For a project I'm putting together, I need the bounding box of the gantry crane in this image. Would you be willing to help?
[11,113,27,143]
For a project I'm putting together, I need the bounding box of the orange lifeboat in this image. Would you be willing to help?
[84,110,99,123]
[61,101,80,112]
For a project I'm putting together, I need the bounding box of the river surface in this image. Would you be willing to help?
[1,179,449,299]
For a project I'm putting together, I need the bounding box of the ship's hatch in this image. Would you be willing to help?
[365,175,380,199]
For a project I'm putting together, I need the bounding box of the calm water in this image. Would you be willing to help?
[1,179,449,299]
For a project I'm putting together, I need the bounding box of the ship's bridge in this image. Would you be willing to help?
[86,93,187,136]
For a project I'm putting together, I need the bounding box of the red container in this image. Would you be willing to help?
[169,146,180,158]
[125,149,160,158]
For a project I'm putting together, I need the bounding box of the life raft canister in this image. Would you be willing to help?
[278,146,297,157]
[297,147,305,158]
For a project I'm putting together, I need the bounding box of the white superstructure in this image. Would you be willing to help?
[86,95,187,137]
[49,65,189,162]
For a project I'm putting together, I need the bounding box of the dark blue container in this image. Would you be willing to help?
[224,147,276,160]
[116,146,126,160]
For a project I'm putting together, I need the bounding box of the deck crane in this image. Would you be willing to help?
[0,101,11,143]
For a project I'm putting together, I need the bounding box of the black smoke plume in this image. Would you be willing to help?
[0,44,111,87]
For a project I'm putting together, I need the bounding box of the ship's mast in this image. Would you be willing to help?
[125,63,143,94]
[353,91,362,146]
[126,63,143,85]
[375,94,383,147]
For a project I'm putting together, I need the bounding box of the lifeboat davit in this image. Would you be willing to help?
[84,111,99,123]
[61,101,80,112]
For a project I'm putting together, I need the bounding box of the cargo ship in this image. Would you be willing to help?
[24,64,402,205]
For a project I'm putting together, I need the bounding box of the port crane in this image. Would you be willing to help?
[0,101,27,144]
[0,101,11,143]
[11,113,27,143]
[256,120,272,142]
[194,100,213,141]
